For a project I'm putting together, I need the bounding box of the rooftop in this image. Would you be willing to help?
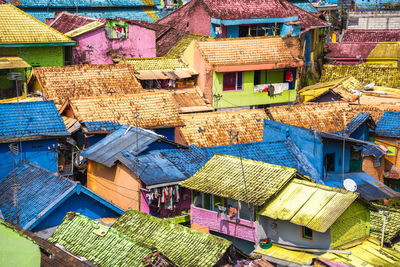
[164,33,212,58]
[370,205,400,244]
[368,42,400,60]
[0,101,69,141]
[32,64,142,105]
[375,111,400,137]
[49,212,172,267]
[259,179,358,233]
[180,154,307,206]
[196,37,302,69]
[112,209,232,267]
[179,109,267,147]
[7,0,160,7]
[48,11,105,34]
[169,88,213,114]
[0,3,74,45]
[68,92,184,129]
[121,57,188,70]
[341,29,400,43]
[325,43,376,60]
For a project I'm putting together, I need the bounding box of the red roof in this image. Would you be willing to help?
[326,43,376,59]
[159,0,327,30]
[48,11,105,34]
[342,29,400,43]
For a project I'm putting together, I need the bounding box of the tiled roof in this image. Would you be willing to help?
[180,154,307,206]
[69,92,184,129]
[321,64,400,89]
[259,179,358,233]
[266,102,359,133]
[33,64,142,105]
[325,172,400,201]
[158,0,327,30]
[325,43,376,60]
[49,212,172,267]
[0,162,76,229]
[160,140,319,179]
[112,209,232,267]
[344,112,375,135]
[342,29,400,43]
[196,37,302,67]
[368,42,400,60]
[83,121,121,133]
[0,4,74,45]
[121,57,188,70]
[179,109,267,147]
[0,101,69,141]
[375,111,400,137]
[370,205,400,244]
[7,0,160,7]
[164,33,212,58]
[169,88,213,113]
[48,11,105,34]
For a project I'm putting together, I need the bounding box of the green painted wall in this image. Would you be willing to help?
[0,222,41,267]
[330,200,370,249]
[0,46,64,92]
[212,70,296,109]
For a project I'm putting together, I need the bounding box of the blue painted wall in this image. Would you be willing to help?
[323,139,351,175]
[154,128,175,142]
[305,31,311,65]
[32,191,121,231]
[227,25,239,38]
[350,124,369,141]
[0,139,58,179]
[281,23,301,37]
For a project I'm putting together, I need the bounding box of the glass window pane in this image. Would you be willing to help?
[223,72,237,91]
[237,72,243,89]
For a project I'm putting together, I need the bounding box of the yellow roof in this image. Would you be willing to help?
[0,57,31,69]
[0,4,74,45]
[259,179,359,233]
[255,244,316,265]
[65,21,105,38]
[368,42,400,60]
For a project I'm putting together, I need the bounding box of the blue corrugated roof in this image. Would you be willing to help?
[84,121,121,133]
[0,101,69,140]
[344,112,373,136]
[7,0,160,7]
[23,8,160,22]
[325,172,400,201]
[375,111,400,138]
[0,161,123,230]
[117,151,187,186]
[81,125,162,167]
[160,140,320,180]
[289,0,319,13]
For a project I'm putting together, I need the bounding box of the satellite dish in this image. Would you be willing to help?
[343,179,357,192]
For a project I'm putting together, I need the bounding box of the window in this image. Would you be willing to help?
[105,21,128,39]
[223,72,243,91]
[301,226,313,241]
[238,25,267,37]
[325,153,335,172]
[254,70,261,85]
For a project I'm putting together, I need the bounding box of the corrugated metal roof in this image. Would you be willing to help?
[325,172,400,201]
[81,125,162,167]
[112,209,232,267]
[375,111,400,137]
[117,152,187,186]
[180,154,308,206]
[0,101,69,141]
[259,179,358,233]
[368,42,400,60]
[343,112,374,136]
[0,57,31,69]
[255,244,316,265]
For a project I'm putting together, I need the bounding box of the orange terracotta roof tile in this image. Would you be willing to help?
[32,64,142,105]
[179,109,267,147]
[169,88,213,113]
[69,92,184,129]
[195,37,302,67]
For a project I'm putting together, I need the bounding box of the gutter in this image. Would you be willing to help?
[0,42,76,47]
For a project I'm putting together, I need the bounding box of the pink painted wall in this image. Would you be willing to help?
[140,186,191,217]
[191,205,257,243]
[73,24,156,64]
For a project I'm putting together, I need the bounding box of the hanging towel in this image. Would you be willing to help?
[285,70,293,82]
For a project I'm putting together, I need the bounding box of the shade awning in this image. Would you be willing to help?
[0,57,31,70]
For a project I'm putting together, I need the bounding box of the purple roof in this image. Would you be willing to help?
[342,29,400,43]
[326,43,376,60]
[48,11,106,34]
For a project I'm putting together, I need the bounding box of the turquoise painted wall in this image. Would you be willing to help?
[212,70,296,109]
[0,46,64,92]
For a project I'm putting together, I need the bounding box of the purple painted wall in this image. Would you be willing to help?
[72,24,156,64]
[140,187,191,217]
[191,205,257,243]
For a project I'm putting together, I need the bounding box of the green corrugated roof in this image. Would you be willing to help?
[370,204,400,244]
[259,179,359,233]
[48,213,159,267]
[122,57,188,70]
[180,154,307,206]
[112,209,231,267]
[164,33,213,58]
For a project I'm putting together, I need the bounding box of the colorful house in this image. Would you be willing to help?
[0,101,69,178]
[61,92,184,145]
[325,43,376,65]
[175,109,267,147]
[29,64,142,105]
[48,12,156,64]
[0,3,74,97]
[181,154,370,254]
[192,37,303,109]
[5,0,161,22]
[81,125,190,217]
[0,162,123,232]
